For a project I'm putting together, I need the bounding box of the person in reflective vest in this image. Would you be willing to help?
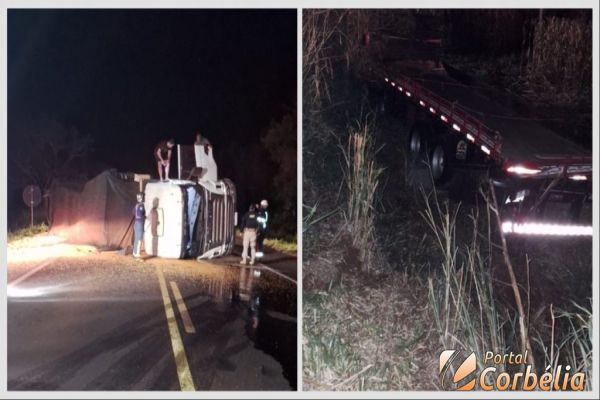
[256,199,269,258]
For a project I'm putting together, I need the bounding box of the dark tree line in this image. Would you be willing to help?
[8,116,94,229]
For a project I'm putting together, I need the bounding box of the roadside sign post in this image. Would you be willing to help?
[22,185,42,228]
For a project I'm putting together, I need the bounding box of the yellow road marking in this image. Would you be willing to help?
[170,281,196,334]
[155,265,195,391]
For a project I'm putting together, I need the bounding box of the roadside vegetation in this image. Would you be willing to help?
[7,223,49,243]
[264,238,297,254]
[302,9,592,391]
[443,11,592,148]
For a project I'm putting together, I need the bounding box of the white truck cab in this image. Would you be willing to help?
[143,144,236,259]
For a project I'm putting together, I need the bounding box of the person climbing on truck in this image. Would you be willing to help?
[256,199,269,258]
[154,138,175,181]
[240,204,259,266]
[194,130,212,155]
[132,192,146,259]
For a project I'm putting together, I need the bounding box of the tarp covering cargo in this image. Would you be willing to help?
[48,170,139,249]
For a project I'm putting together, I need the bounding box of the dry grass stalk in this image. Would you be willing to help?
[535,301,592,390]
[488,183,537,373]
[422,186,509,377]
[340,120,383,273]
[303,10,347,108]
[303,274,438,390]
[303,10,389,109]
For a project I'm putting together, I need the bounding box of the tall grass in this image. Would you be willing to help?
[303,10,347,108]
[424,181,594,389]
[487,184,537,372]
[529,17,591,84]
[526,17,592,103]
[340,119,383,273]
[303,10,403,110]
[536,302,593,391]
[423,190,509,376]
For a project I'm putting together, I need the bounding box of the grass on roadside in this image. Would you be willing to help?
[303,275,438,391]
[340,118,384,273]
[7,223,49,243]
[535,301,592,391]
[422,190,511,377]
[264,237,297,254]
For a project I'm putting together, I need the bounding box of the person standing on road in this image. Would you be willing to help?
[256,199,269,258]
[240,204,259,266]
[154,138,175,181]
[132,192,146,259]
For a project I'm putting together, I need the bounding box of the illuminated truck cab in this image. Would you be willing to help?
[143,144,236,259]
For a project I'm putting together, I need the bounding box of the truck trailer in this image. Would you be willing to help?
[380,61,592,236]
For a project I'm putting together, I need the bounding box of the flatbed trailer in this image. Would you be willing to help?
[381,61,592,236]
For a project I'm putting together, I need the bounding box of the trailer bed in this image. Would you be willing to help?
[383,62,590,167]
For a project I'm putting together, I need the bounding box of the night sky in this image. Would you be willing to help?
[7,9,297,227]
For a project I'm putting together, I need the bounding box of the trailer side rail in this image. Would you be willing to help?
[384,73,592,180]
[384,73,503,162]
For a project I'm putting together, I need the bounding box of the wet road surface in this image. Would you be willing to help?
[7,240,297,391]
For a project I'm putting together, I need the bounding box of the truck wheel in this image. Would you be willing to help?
[430,143,452,185]
[408,128,424,163]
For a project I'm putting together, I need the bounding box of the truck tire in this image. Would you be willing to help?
[408,127,424,163]
[430,142,452,186]
[406,118,432,163]
[404,122,434,190]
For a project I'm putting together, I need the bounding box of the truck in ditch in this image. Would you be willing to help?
[380,60,592,237]
[143,143,236,259]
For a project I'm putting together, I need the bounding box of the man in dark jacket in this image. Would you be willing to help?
[240,204,259,265]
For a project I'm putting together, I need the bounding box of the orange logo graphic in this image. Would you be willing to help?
[439,350,477,391]
[439,350,586,391]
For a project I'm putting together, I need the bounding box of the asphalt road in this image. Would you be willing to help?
[7,240,297,391]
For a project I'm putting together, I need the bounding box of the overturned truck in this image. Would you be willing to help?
[48,144,236,259]
[143,144,236,259]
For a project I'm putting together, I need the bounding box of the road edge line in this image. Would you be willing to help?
[155,265,195,391]
[8,259,53,286]
[169,281,196,334]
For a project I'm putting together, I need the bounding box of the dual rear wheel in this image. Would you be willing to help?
[407,126,451,186]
